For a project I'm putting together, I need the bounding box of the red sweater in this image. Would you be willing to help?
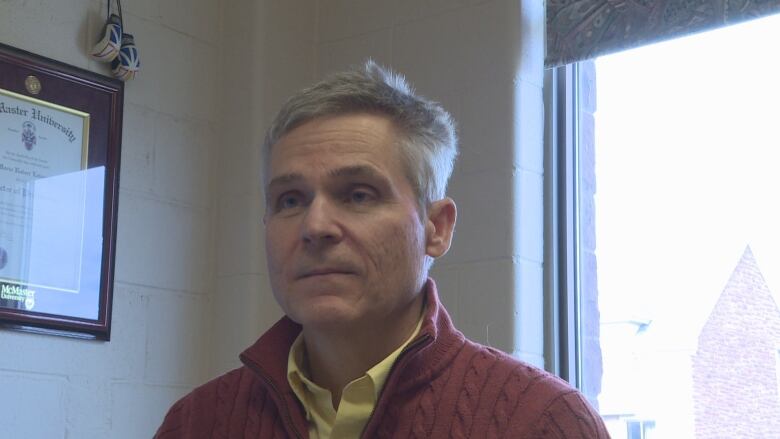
[155,281,610,438]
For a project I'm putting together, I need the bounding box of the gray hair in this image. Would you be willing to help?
[262,60,458,210]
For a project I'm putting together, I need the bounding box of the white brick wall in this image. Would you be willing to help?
[0,0,220,437]
[212,0,547,372]
[210,0,315,375]
[0,0,546,436]
[307,0,547,365]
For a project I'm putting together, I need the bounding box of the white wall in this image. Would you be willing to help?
[0,0,546,437]
[211,0,546,374]
[212,0,547,373]
[309,0,546,365]
[212,0,317,375]
[0,0,221,437]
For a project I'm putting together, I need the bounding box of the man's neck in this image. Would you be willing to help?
[301,294,425,408]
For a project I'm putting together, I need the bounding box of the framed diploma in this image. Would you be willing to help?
[0,43,122,340]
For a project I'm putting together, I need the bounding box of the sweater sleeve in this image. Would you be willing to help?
[528,391,611,439]
[154,396,190,439]
[153,373,221,439]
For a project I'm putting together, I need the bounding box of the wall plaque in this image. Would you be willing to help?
[0,43,123,340]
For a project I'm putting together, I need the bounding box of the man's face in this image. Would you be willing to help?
[264,113,430,331]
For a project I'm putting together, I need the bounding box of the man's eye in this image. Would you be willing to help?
[277,193,303,210]
[348,188,375,204]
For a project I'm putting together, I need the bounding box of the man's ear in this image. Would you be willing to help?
[425,197,457,258]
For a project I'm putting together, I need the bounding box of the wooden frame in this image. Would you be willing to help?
[0,43,123,340]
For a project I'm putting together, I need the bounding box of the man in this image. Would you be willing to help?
[156,62,609,438]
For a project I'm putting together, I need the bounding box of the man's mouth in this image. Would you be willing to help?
[297,267,354,279]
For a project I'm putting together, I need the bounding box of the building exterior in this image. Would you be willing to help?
[692,246,780,438]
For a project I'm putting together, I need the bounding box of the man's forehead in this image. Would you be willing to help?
[270,114,403,162]
[276,114,399,149]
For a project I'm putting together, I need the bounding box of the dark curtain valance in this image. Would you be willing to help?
[546,0,780,68]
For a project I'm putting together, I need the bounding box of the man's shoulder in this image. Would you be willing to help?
[452,339,610,437]
[458,338,573,397]
[154,366,261,439]
[180,366,254,407]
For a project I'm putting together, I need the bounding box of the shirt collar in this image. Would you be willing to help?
[287,308,425,411]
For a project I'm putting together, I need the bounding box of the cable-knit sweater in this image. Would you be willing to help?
[155,280,610,438]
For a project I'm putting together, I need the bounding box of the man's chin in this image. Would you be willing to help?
[288,299,359,329]
[293,273,359,293]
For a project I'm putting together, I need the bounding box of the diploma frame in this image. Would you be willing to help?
[0,43,122,340]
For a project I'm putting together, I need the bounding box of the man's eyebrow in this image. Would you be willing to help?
[267,165,389,191]
[328,165,386,180]
[267,173,304,190]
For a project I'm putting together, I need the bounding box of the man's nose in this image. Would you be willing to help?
[301,196,342,245]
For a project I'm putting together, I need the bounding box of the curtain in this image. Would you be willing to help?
[546,0,780,67]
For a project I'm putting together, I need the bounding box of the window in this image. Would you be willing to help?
[626,419,655,439]
[546,13,780,439]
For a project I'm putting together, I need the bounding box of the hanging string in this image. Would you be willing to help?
[116,0,123,28]
[105,0,123,27]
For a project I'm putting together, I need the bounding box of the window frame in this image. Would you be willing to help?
[543,63,582,387]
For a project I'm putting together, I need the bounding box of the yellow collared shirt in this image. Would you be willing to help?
[287,316,423,439]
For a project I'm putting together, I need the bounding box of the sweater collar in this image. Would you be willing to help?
[238,279,465,433]
[239,278,456,371]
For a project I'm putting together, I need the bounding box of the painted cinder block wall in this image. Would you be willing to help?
[212,0,316,376]
[0,0,221,438]
[0,0,547,437]
[315,0,547,366]
[214,0,547,375]
[213,0,547,374]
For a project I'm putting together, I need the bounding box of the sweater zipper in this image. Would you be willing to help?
[244,361,305,439]
[360,333,433,438]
